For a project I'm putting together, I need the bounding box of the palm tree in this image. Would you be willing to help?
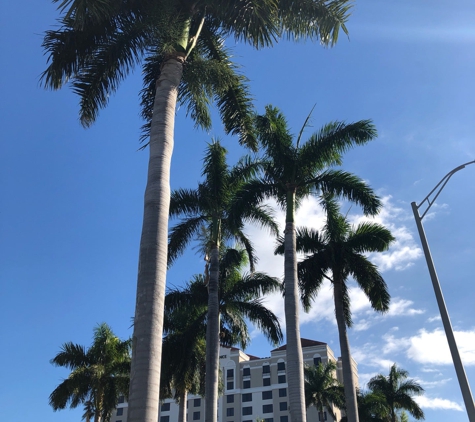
[304,360,345,421]
[367,364,425,422]
[241,105,381,422]
[286,197,394,422]
[168,140,279,421]
[166,247,283,420]
[41,3,352,421]
[49,323,131,422]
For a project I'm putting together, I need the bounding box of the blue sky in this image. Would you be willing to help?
[1,1,474,421]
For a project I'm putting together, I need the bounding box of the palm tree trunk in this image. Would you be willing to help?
[178,390,188,422]
[284,192,306,422]
[333,275,359,422]
[205,244,220,422]
[127,54,185,422]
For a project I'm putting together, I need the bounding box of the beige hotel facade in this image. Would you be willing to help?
[114,338,357,422]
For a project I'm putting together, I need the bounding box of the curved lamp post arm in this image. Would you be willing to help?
[415,160,475,221]
[411,160,475,422]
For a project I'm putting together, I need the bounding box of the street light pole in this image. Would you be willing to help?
[411,160,475,422]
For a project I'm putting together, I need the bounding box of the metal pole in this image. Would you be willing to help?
[411,160,475,422]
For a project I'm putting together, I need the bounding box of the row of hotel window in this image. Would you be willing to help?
[157,412,328,422]
[227,361,287,379]
[159,388,288,414]
[229,374,286,389]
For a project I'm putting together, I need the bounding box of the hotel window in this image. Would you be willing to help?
[193,412,200,420]
[265,419,274,422]
[279,388,287,397]
[227,381,234,390]
[194,398,201,407]
[227,395,234,403]
[263,404,273,414]
[263,378,271,386]
[318,412,328,421]
[161,403,170,412]
[243,380,251,389]
[242,393,252,402]
[262,391,272,400]
[118,395,125,404]
[160,417,170,422]
[280,417,289,422]
[226,408,234,417]
[227,368,234,378]
[314,357,322,366]
[242,406,252,416]
[278,374,286,384]
[262,365,270,374]
[277,362,285,371]
[279,402,288,411]
[116,408,123,416]
[243,367,251,376]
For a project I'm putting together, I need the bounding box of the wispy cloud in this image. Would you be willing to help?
[415,396,464,411]
[427,315,442,323]
[386,298,425,317]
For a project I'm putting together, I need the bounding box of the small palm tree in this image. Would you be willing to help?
[355,391,390,422]
[168,140,278,420]
[367,364,425,422]
[277,196,394,422]
[244,105,381,422]
[304,360,345,421]
[165,247,282,421]
[161,306,207,422]
[49,323,131,422]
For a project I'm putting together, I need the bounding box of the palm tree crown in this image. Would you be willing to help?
[367,363,425,422]
[49,323,131,422]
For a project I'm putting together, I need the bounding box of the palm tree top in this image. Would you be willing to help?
[368,363,425,422]
[249,105,381,216]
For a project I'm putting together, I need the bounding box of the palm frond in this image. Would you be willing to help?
[313,170,382,216]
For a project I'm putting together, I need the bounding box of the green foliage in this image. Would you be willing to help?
[367,364,425,422]
[304,360,345,419]
[49,323,131,422]
[168,140,278,270]
[165,247,283,349]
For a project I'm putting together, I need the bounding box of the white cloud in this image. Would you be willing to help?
[407,328,475,366]
[387,298,425,317]
[415,396,464,411]
[428,315,442,323]
[413,377,452,389]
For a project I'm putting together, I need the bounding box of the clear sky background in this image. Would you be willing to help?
[1,1,474,421]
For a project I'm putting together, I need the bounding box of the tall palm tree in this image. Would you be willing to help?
[49,323,131,422]
[367,364,425,422]
[304,360,345,421]
[168,141,279,421]
[286,197,394,422]
[241,105,381,422]
[41,3,352,421]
